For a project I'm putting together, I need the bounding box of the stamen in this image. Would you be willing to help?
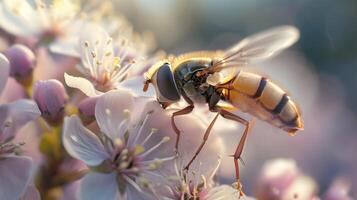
[122,174,143,193]
[121,167,140,173]
[96,60,102,66]
[147,159,164,170]
[116,119,129,139]
[114,138,123,147]
[139,136,170,158]
[91,51,96,58]
[200,175,207,189]
[83,42,96,78]
[105,51,112,57]
[111,62,133,82]
[105,108,111,116]
[131,112,151,148]
[118,161,129,170]
[208,156,222,182]
[133,145,144,155]
[138,155,175,166]
[106,38,112,45]
[137,177,150,188]
[141,128,158,146]
[4,120,12,128]
[123,109,131,119]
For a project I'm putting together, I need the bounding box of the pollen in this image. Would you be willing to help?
[91,51,96,58]
[123,109,131,119]
[105,108,111,116]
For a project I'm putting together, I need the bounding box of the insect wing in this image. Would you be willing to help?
[209,26,300,85]
[224,25,300,62]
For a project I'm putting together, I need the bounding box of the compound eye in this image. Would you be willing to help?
[155,63,180,101]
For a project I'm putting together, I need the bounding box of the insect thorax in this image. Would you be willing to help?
[173,59,219,105]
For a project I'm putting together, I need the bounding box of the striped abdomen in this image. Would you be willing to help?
[222,71,304,135]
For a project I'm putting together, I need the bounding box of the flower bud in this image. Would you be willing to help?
[33,80,68,126]
[324,178,353,200]
[78,96,99,125]
[4,44,36,86]
[257,159,300,200]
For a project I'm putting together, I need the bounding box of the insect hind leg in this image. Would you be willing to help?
[217,108,254,198]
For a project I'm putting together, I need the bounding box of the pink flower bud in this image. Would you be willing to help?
[324,178,353,200]
[257,159,300,200]
[78,96,99,125]
[33,80,68,126]
[4,44,36,85]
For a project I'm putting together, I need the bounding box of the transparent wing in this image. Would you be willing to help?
[208,25,300,85]
[224,25,300,62]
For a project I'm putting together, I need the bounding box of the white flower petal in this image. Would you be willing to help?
[0,0,38,37]
[0,53,10,95]
[64,73,102,97]
[95,90,134,140]
[0,155,33,200]
[79,172,118,200]
[49,0,78,23]
[203,185,256,200]
[0,99,40,141]
[78,23,114,77]
[49,20,87,57]
[118,76,156,98]
[176,115,224,178]
[49,38,80,58]
[63,116,109,166]
[282,175,318,200]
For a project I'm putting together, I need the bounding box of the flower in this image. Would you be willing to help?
[0,155,34,200]
[63,89,177,199]
[323,178,353,200]
[201,185,256,200]
[4,44,36,85]
[0,53,41,200]
[257,158,318,200]
[0,0,83,55]
[33,79,68,126]
[64,24,155,97]
[159,155,256,200]
[0,53,41,142]
[78,96,100,125]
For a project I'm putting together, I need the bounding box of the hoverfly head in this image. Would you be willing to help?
[144,62,181,107]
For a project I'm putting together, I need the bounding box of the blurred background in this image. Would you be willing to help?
[0,0,355,198]
[111,0,357,196]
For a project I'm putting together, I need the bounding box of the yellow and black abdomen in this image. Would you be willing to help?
[222,71,304,135]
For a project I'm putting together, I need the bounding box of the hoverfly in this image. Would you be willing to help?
[143,26,304,196]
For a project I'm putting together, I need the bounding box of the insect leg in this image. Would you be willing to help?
[218,108,253,197]
[184,112,220,171]
[171,105,194,154]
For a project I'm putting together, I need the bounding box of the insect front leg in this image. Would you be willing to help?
[184,112,220,171]
[171,104,194,154]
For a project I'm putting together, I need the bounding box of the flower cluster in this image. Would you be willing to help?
[0,0,353,200]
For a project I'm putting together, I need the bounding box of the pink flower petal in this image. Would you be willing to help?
[0,99,40,142]
[95,90,134,140]
[63,116,109,166]
[79,172,118,200]
[0,155,33,200]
